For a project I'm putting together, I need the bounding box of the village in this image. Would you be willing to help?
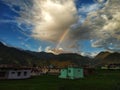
[0,64,94,80]
[0,63,120,80]
[0,63,120,90]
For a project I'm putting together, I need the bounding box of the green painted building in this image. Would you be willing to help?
[59,67,84,79]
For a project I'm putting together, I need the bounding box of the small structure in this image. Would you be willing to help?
[31,67,60,76]
[101,64,120,70]
[47,68,60,75]
[59,67,84,79]
[108,64,120,69]
[83,68,95,76]
[0,67,31,79]
[31,68,42,76]
[101,65,108,69]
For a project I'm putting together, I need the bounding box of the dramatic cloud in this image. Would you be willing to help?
[2,0,120,54]
[31,0,78,42]
[88,0,120,52]
[2,0,79,52]
[29,0,81,53]
[45,46,64,54]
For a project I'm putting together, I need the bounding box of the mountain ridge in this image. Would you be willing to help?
[0,41,120,67]
[0,42,91,67]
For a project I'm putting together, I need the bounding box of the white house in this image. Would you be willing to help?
[0,67,31,79]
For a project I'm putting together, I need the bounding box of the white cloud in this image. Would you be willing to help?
[38,46,42,52]
[45,46,72,54]
[21,42,31,49]
[31,0,78,43]
[78,3,100,14]
[81,51,101,58]
[45,46,61,54]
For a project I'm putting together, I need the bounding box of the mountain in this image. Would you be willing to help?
[0,42,91,67]
[0,42,38,66]
[94,51,120,65]
[95,51,110,60]
[1,41,120,67]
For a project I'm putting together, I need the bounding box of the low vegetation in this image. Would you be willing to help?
[0,70,120,90]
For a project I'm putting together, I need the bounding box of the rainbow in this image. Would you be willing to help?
[56,29,69,48]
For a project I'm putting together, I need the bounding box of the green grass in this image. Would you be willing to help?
[0,70,120,90]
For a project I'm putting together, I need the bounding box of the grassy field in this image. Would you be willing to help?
[0,70,120,90]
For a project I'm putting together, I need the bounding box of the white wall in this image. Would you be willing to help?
[8,70,31,79]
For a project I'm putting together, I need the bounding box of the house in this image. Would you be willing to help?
[59,67,84,79]
[47,68,60,75]
[108,64,120,69]
[83,68,95,76]
[31,67,60,76]
[101,65,108,69]
[0,67,31,79]
[41,68,49,74]
[101,64,120,70]
[31,68,42,76]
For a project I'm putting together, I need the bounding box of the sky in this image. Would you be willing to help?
[0,0,120,57]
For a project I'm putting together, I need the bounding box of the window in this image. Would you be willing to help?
[0,72,6,77]
[24,71,27,76]
[78,70,81,72]
[17,72,21,76]
[11,72,15,74]
[68,70,71,73]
